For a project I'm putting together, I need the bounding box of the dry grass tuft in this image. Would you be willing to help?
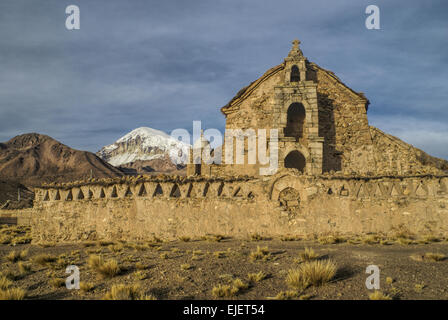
[369,291,392,300]
[191,250,203,261]
[18,262,32,275]
[410,254,424,262]
[0,226,30,245]
[232,278,248,291]
[391,228,414,240]
[53,257,68,269]
[11,236,32,245]
[32,254,56,266]
[280,235,297,241]
[247,271,267,283]
[424,252,446,262]
[212,284,238,298]
[85,248,101,254]
[347,238,360,245]
[6,251,21,263]
[87,254,103,269]
[133,271,147,280]
[6,249,28,263]
[98,260,120,278]
[87,255,120,278]
[152,236,163,243]
[179,236,191,242]
[396,237,413,245]
[82,241,96,247]
[299,247,319,261]
[135,262,147,270]
[159,253,168,259]
[129,243,148,251]
[80,282,95,293]
[249,246,271,262]
[411,253,446,262]
[0,235,12,245]
[391,228,414,245]
[362,235,381,245]
[285,269,310,290]
[70,250,80,256]
[181,264,192,271]
[0,270,18,281]
[414,284,425,293]
[213,251,226,259]
[19,249,28,259]
[108,243,124,253]
[250,233,263,241]
[272,290,298,300]
[192,255,202,261]
[212,278,248,298]
[49,278,66,288]
[286,260,336,289]
[301,260,337,286]
[416,234,441,244]
[103,284,156,300]
[0,276,12,290]
[0,288,26,300]
[203,234,224,242]
[318,235,345,244]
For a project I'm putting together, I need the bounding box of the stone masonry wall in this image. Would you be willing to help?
[310,63,375,174]
[31,173,448,243]
[220,66,284,177]
[370,126,448,175]
[0,209,32,226]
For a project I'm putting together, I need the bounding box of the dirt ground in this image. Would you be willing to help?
[1,226,448,300]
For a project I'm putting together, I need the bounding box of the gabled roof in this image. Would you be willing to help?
[309,62,370,110]
[221,63,284,115]
[221,61,370,115]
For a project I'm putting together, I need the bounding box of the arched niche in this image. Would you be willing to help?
[284,150,306,172]
[290,65,300,82]
[284,102,305,139]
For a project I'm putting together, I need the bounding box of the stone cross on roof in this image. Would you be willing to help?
[288,38,304,59]
[292,39,301,50]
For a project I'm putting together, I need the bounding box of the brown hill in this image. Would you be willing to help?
[0,133,123,187]
[117,156,186,176]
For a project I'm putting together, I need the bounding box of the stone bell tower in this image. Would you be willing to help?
[274,39,324,174]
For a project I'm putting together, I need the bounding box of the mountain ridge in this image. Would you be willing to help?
[0,133,123,186]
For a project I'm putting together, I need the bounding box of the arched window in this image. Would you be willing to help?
[284,150,306,172]
[290,65,300,82]
[285,103,305,139]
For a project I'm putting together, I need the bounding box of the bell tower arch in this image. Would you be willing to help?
[274,39,324,175]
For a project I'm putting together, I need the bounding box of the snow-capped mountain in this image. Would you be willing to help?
[97,127,190,171]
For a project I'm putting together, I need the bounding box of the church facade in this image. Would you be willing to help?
[189,39,447,177]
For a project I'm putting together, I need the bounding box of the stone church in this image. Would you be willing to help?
[32,40,448,243]
[189,39,448,177]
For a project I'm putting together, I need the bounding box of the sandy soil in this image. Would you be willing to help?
[1,227,448,300]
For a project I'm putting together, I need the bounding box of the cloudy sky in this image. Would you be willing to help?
[0,0,447,159]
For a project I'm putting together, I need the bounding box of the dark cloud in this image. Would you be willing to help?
[0,0,447,159]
